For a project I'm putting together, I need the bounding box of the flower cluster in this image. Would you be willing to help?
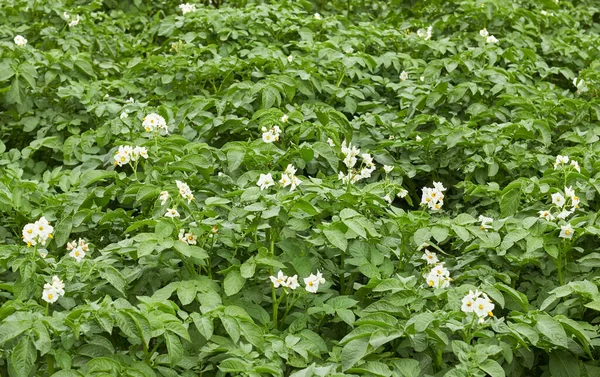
[420,182,446,211]
[553,155,580,172]
[261,126,282,143]
[270,271,300,290]
[270,270,325,293]
[479,215,493,231]
[176,180,195,203]
[425,263,451,289]
[461,290,495,323]
[114,145,149,167]
[64,13,80,27]
[179,3,197,14]
[42,276,65,304]
[142,113,168,135]
[14,35,27,47]
[66,238,89,262]
[417,25,433,40]
[540,186,580,222]
[280,164,302,192]
[178,229,197,245]
[338,141,376,183]
[22,217,53,247]
[479,28,498,43]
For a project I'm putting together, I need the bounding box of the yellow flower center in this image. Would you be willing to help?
[479,304,484,310]
[565,230,571,235]
[466,302,472,307]
[308,281,314,286]
[48,293,53,299]
[75,251,80,256]
[27,229,32,234]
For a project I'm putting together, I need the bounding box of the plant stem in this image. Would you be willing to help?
[340,247,346,295]
[47,354,55,375]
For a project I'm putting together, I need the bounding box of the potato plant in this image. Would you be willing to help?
[1,0,600,376]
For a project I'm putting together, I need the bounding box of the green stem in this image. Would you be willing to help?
[340,247,346,295]
[47,354,55,375]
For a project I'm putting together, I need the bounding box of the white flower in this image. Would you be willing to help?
[284,164,297,176]
[290,175,302,192]
[14,35,27,47]
[383,165,393,174]
[63,12,69,19]
[343,155,358,169]
[69,247,85,262]
[261,126,282,143]
[473,296,495,318]
[397,189,408,198]
[270,271,288,288]
[178,229,197,245]
[539,210,555,221]
[327,138,335,147]
[287,55,293,63]
[257,173,275,190]
[51,276,65,296]
[281,114,289,123]
[179,3,197,14]
[417,25,433,40]
[114,145,132,167]
[383,194,392,204]
[551,192,566,208]
[478,215,493,231]
[556,209,574,219]
[560,224,574,239]
[420,76,425,82]
[421,183,445,211]
[479,28,489,37]
[314,13,321,20]
[42,286,59,303]
[425,263,451,288]
[400,71,409,81]
[486,35,498,43]
[573,78,587,92]
[416,135,422,142]
[120,111,129,120]
[389,135,395,140]
[315,270,326,284]
[23,217,54,247]
[304,273,321,293]
[280,174,291,188]
[553,155,569,169]
[461,290,479,313]
[159,191,170,205]
[570,160,581,173]
[165,208,180,218]
[433,181,446,192]
[132,146,149,161]
[421,250,439,265]
[286,275,299,290]
[127,97,134,104]
[176,180,194,203]
[68,14,80,27]
[142,113,168,135]
[564,186,575,198]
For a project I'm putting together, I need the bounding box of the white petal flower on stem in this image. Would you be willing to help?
[478,215,493,231]
[486,35,498,43]
[257,173,275,190]
[165,208,180,218]
[315,270,326,284]
[51,276,65,296]
[284,164,297,176]
[397,189,408,198]
[425,263,451,289]
[287,55,293,62]
[304,274,320,293]
[570,160,580,173]
[281,114,289,123]
[479,28,489,37]
[421,250,439,265]
[461,290,478,313]
[68,14,80,27]
[539,210,555,221]
[279,174,291,188]
[556,209,573,220]
[327,138,335,147]
[142,113,168,135]
[69,247,85,262]
[559,224,574,239]
[383,165,393,174]
[14,35,27,47]
[159,191,170,205]
[400,71,409,81]
[176,180,194,203]
[383,194,392,204]
[551,193,566,208]
[270,270,288,288]
[286,275,299,290]
[553,155,569,169]
[473,296,494,318]
[314,13,321,20]
[290,175,302,192]
[42,286,59,303]
[179,3,197,14]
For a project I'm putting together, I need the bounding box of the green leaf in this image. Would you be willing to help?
[549,350,580,377]
[479,359,505,377]
[536,314,568,348]
[164,331,183,366]
[323,226,348,251]
[341,338,369,371]
[0,321,30,344]
[224,269,245,296]
[500,186,521,217]
[10,337,36,377]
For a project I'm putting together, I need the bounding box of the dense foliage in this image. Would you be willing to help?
[1,0,600,376]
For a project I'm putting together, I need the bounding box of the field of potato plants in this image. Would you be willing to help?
[1,0,600,376]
